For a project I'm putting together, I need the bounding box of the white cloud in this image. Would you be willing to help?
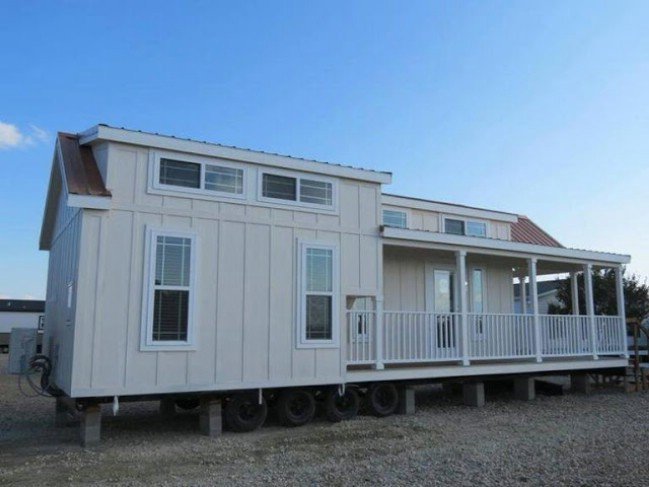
[0,121,50,150]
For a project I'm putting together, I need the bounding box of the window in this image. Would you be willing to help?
[472,269,484,313]
[155,154,245,198]
[444,217,487,238]
[444,218,465,235]
[160,159,201,189]
[205,164,243,194]
[143,230,196,349]
[262,174,296,200]
[298,242,338,347]
[261,172,335,209]
[466,221,487,238]
[383,210,407,228]
[300,179,332,206]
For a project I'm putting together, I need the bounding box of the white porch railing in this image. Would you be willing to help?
[346,310,627,366]
[468,313,536,360]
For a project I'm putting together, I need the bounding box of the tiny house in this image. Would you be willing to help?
[40,126,630,445]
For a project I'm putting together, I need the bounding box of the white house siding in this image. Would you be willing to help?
[383,246,514,313]
[69,143,382,397]
[382,204,511,240]
[44,187,82,395]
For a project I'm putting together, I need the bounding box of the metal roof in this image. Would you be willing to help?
[511,216,562,248]
[91,124,392,177]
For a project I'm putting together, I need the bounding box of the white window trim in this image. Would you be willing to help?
[441,215,489,238]
[257,167,338,212]
[382,208,409,229]
[148,150,247,201]
[140,226,198,351]
[296,239,340,349]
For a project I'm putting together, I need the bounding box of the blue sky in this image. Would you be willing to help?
[1,1,648,299]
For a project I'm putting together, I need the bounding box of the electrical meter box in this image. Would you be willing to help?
[8,328,38,374]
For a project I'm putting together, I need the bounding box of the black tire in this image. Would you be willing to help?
[276,389,316,427]
[325,388,360,422]
[224,394,268,432]
[366,382,399,417]
[175,398,200,410]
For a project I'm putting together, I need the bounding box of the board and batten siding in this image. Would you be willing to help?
[43,187,82,395]
[383,247,514,313]
[69,143,383,397]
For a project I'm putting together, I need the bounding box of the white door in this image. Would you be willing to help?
[425,267,458,354]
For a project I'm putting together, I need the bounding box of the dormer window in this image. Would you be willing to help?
[259,171,335,210]
[383,210,407,228]
[444,217,487,238]
[153,154,246,199]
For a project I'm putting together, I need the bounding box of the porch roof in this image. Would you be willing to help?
[381,226,630,267]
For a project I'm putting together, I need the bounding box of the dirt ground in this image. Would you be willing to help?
[1,355,648,486]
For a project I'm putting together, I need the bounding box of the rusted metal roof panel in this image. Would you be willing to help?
[58,132,111,197]
[511,216,562,248]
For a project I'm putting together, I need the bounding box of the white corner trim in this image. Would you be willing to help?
[80,125,392,184]
[382,226,631,265]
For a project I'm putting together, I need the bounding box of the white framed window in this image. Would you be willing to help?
[382,209,407,228]
[149,150,246,200]
[141,227,197,351]
[258,169,336,210]
[297,240,339,348]
[443,216,487,238]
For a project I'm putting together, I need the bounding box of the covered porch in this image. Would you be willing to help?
[346,227,629,370]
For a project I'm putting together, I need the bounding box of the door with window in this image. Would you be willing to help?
[426,267,458,354]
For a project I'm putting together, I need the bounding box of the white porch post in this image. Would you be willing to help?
[520,273,528,314]
[571,272,580,315]
[528,258,542,363]
[584,263,598,360]
[374,295,385,369]
[614,265,628,358]
[456,250,469,366]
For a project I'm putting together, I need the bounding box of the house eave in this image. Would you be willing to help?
[79,125,393,184]
[381,226,631,265]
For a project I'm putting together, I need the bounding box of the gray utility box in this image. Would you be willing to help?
[8,328,38,374]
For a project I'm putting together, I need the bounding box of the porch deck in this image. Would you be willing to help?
[347,311,627,369]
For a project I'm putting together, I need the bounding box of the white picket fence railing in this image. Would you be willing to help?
[346,310,626,366]
[468,313,536,360]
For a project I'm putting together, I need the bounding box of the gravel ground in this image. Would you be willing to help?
[1,355,648,486]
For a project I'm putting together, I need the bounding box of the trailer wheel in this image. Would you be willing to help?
[325,388,360,422]
[224,394,268,432]
[276,389,316,427]
[175,398,200,411]
[366,382,399,417]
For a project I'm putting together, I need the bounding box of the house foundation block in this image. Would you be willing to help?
[571,373,591,394]
[397,387,416,415]
[463,382,485,407]
[514,377,536,401]
[80,404,101,447]
[199,398,222,437]
[159,397,176,417]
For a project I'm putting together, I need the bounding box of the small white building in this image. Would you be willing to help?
[39,126,630,445]
[0,299,45,352]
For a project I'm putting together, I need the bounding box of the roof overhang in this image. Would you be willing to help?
[79,125,393,185]
[381,226,631,266]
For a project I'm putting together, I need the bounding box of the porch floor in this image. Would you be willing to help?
[346,356,628,384]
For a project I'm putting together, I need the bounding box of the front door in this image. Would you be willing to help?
[426,268,458,353]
